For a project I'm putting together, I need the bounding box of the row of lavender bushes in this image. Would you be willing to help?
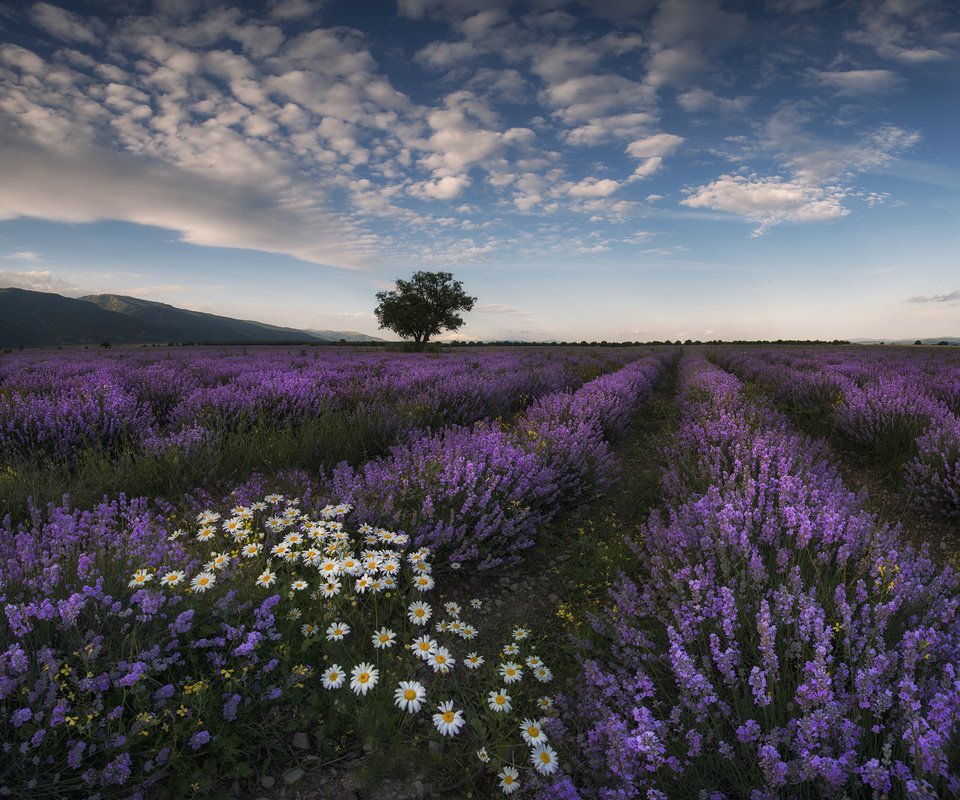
[1,347,639,519]
[550,352,960,798]
[330,352,672,569]
[0,351,672,797]
[713,347,960,520]
[1,347,635,466]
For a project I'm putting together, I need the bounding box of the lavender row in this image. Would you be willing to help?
[329,351,674,569]
[0,347,635,467]
[552,353,960,798]
[0,349,671,796]
[714,347,960,520]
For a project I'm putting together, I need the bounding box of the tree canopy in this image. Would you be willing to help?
[374,271,476,350]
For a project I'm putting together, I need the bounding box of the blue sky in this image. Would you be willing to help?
[1,0,958,341]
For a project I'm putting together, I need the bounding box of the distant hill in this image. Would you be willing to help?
[0,288,383,347]
[306,329,385,343]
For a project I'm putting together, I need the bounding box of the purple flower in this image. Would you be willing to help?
[189,730,212,750]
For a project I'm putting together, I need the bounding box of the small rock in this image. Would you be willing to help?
[362,741,374,753]
[291,731,310,749]
[427,740,442,753]
[283,767,305,785]
[260,775,275,789]
[548,593,559,603]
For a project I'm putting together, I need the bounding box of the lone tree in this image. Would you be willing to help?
[374,270,476,351]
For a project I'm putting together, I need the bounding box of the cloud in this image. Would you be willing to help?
[0,132,371,269]
[566,177,620,198]
[3,251,42,262]
[907,290,960,304]
[30,2,102,44]
[813,69,903,95]
[0,269,76,294]
[625,132,683,180]
[408,175,472,200]
[847,0,956,62]
[677,87,751,114]
[681,174,848,234]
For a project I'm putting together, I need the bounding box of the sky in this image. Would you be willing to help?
[0,0,958,342]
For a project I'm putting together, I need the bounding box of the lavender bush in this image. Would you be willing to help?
[554,353,960,798]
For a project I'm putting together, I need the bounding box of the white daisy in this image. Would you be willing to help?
[350,662,379,696]
[209,552,231,570]
[240,543,261,558]
[393,681,426,714]
[459,625,478,640]
[322,665,345,690]
[128,569,153,588]
[196,526,216,542]
[320,580,341,598]
[371,627,397,649]
[530,742,559,775]
[159,570,185,587]
[428,646,455,674]
[487,688,512,714]
[290,579,308,592]
[500,661,523,684]
[301,623,318,638]
[503,643,520,656]
[432,701,465,736]
[444,602,462,618]
[464,653,485,670]
[520,718,547,746]
[326,621,350,641]
[498,766,520,795]
[255,570,276,588]
[413,574,435,592]
[411,636,437,660]
[190,572,216,593]
[534,666,553,683]
[512,627,530,641]
[537,696,554,711]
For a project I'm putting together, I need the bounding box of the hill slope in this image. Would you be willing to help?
[80,294,335,344]
[0,288,174,347]
[0,288,382,347]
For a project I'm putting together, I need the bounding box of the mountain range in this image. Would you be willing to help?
[0,288,384,348]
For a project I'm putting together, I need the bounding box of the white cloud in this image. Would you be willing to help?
[677,87,751,114]
[626,132,684,159]
[0,132,371,269]
[625,133,683,180]
[566,177,620,198]
[847,1,956,62]
[3,251,42,262]
[408,174,472,200]
[907,290,960,304]
[813,69,903,95]
[30,2,102,45]
[563,112,657,146]
[0,269,76,294]
[681,174,848,234]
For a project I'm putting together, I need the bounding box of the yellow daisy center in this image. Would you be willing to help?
[504,776,515,785]
[380,634,389,642]
[496,696,506,705]
[436,654,446,664]
[540,752,551,764]
[359,673,369,683]
[329,672,338,681]
[442,711,455,723]
[404,689,417,701]
[528,726,539,737]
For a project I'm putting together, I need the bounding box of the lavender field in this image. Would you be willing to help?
[2,345,959,799]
